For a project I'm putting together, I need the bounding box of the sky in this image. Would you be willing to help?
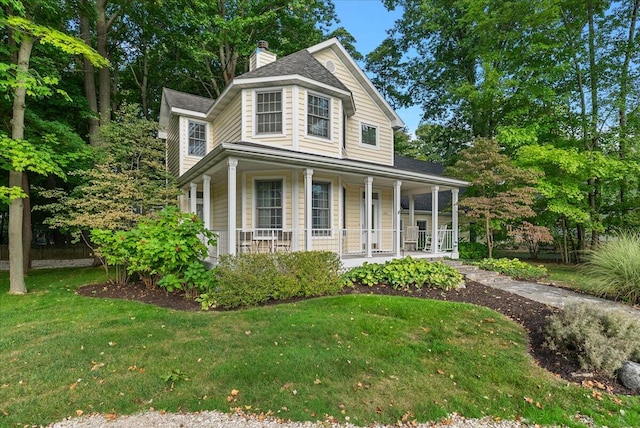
[332,0,423,135]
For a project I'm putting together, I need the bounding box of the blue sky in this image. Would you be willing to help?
[333,0,422,135]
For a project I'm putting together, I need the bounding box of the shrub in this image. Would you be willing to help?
[544,303,640,376]
[476,257,548,281]
[342,256,463,290]
[583,232,640,305]
[208,251,343,309]
[458,241,489,260]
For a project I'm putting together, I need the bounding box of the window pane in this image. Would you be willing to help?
[256,91,282,134]
[312,182,330,234]
[188,122,206,156]
[256,180,283,228]
[361,123,377,146]
[308,95,330,138]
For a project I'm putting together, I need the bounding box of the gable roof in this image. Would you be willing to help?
[162,87,215,114]
[236,49,349,93]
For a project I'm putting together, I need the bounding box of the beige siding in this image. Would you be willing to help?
[211,94,242,147]
[212,181,227,231]
[180,116,207,175]
[243,170,293,228]
[166,115,180,178]
[312,49,394,166]
[244,87,294,148]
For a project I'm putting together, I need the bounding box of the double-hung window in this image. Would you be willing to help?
[361,123,378,147]
[256,91,282,134]
[188,121,206,156]
[307,94,330,138]
[256,180,283,229]
[312,182,331,236]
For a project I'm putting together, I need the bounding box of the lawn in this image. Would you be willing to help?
[540,262,590,289]
[1,267,638,427]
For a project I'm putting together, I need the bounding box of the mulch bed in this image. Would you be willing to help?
[77,280,636,396]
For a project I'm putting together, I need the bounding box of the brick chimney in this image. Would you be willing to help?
[249,40,277,71]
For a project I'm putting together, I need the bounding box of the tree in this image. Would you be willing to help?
[447,138,541,258]
[1,3,108,293]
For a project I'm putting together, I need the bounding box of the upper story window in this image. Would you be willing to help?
[256,90,282,134]
[188,121,206,156]
[256,179,283,229]
[361,123,378,147]
[307,94,330,139]
[312,182,331,236]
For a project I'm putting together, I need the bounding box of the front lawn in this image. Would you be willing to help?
[1,268,638,427]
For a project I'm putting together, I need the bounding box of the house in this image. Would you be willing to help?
[158,38,467,267]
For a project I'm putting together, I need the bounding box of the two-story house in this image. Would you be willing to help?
[158,38,467,267]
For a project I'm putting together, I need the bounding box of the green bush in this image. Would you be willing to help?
[544,303,640,376]
[476,257,548,281]
[583,232,640,304]
[208,251,343,309]
[458,241,489,260]
[342,256,463,290]
[92,206,216,297]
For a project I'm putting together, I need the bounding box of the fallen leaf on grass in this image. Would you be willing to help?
[524,397,534,404]
[90,361,104,371]
[104,413,118,420]
[314,378,322,385]
[592,390,603,401]
[437,369,445,375]
[69,382,78,390]
[421,326,431,333]
[75,410,84,417]
[2,409,9,416]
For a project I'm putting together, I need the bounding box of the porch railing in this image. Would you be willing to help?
[207,228,454,261]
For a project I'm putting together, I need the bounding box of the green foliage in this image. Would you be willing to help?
[209,251,343,309]
[92,206,216,297]
[583,232,640,305]
[342,256,463,291]
[458,242,489,260]
[476,258,548,281]
[545,304,640,377]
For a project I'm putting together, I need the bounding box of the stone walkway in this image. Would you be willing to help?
[0,258,94,271]
[445,260,640,317]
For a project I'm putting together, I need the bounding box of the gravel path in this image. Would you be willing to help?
[50,409,562,428]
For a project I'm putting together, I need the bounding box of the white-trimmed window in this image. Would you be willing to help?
[361,123,378,147]
[307,94,330,138]
[312,182,331,236]
[256,180,283,229]
[188,121,206,156]
[256,90,282,134]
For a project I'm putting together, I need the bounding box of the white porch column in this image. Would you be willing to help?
[431,185,439,254]
[189,182,197,214]
[409,195,415,226]
[365,176,373,258]
[202,175,211,231]
[304,168,313,251]
[394,180,402,257]
[227,158,238,256]
[452,188,459,259]
[292,170,299,251]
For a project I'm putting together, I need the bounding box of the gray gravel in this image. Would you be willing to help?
[49,409,563,428]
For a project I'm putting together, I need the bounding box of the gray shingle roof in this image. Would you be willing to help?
[163,88,215,114]
[394,154,445,175]
[236,49,350,93]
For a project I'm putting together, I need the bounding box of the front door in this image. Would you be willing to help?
[361,192,381,250]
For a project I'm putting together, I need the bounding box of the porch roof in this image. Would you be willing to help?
[177,141,468,191]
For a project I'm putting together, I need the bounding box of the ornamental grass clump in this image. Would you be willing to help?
[583,231,640,305]
[342,256,463,290]
[476,257,548,281]
[544,303,640,377]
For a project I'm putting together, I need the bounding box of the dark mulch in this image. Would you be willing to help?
[77,280,636,396]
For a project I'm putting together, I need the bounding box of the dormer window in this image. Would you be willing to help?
[256,90,282,134]
[188,121,206,156]
[307,94,330,139]
[361,123,378,147]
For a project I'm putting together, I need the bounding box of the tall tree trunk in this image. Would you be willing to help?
[21,172,31,275]
[9,37,34,295]
[97,0,111,127]
[587,4,600,248]
[80,2,99,145]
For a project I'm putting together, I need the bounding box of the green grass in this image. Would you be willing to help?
[1,268,639,427]
[539,262,590,288]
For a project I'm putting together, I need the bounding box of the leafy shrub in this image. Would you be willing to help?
[583,232,640,304]
[545,303,640,376]
[476,257,548,281]
[208,251,343,309]
[92,206,216,297]
[458,242,489,260]
[342,256,463,290]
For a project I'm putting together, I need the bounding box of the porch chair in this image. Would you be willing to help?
[435,224,448,252]
[404,226,419,251]
[237,231,254,253]
[275,230,292,252]
[423,224,449,252]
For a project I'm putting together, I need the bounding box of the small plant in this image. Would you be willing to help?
[342,256,463,290]
[544,303,640,377]
[162,369,190,389]
[583,231,640,304]
[476,257,548,281]
[458,241,489,260]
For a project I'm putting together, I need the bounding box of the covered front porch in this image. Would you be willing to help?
[178,143,465,267]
